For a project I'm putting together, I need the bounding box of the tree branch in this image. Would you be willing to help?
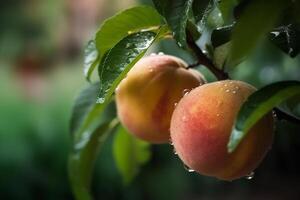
[186,30,229,80]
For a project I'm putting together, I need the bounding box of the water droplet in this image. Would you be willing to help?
[96,97,105,104]
[149,68,154,72]
[173,148,178,155]
[217,113,220,117]
[272,110,277,119]
[115,86,120,93]
[245,171,255,180]
[127,30,133,34]
[150,53,156,56]
[224,84,228,87]
[229,81,234,84]
[225,89,230,93]
[232,90,237,94]
[125,43,131,48]
[183,164,195,172]
[158,52,164,55]
[235,86,240,90]
[174,102,178,107]
[271,31,280,37]
[182,89,190,96]
[177,42,183,47]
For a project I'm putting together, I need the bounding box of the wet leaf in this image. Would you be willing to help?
[228,81,300,153]
[69,98,118,200]
[84,40,100,81]
[228,0,286,67]
[153,0,194,47]
[269,24,300,58]
[98,26,169,104]
[82,6,162,80]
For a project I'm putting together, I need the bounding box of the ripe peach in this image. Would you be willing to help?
[170,80,274,180]
[116,54,206,143]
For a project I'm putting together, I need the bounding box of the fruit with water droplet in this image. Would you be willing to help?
[170,80,274,180]
[116,55,206,143]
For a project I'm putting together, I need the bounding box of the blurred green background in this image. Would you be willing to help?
[1,0,300,200]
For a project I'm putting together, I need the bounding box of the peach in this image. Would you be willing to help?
[116,54,206,143]
[170,80,274,180]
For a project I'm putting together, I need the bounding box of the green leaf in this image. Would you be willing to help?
[228,0,286,67]
[70,82,101,135]
[228,81,300,153]
[153,0,194,47]
[82,6,162,80]
[213,42,231,69]
[211,24,233,48]
[97,28,168,104]
[69,98,118,200]
[269,24,300,58]
[206,4,224,29]
[69,82,118,200]
[69,118,119,200]
[96,6,162,57]
[218,0,238,24]
[192,0,210,22]
[84,40,100,81]
[186,20,201,41]
[113,125,151,184]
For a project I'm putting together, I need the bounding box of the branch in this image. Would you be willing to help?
[186,31,229,80]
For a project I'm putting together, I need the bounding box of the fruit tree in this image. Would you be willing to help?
[68,1,300,199]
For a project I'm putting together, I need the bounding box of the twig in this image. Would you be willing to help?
[186,30,229,80]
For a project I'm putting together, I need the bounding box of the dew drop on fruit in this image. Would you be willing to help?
[183,164,195,173]
[182,116,187,122]
[225,89,230,93]
[174,102,178,107]
[173,148,178,155]
[232,90,237,94]
[182,89,190,96]
[245,171,255,180]
[115,86,120,93]
[150,53,156,56]
[158,52,164,55]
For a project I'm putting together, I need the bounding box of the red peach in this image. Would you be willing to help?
[116,54,206,143]
[170,80,274,180]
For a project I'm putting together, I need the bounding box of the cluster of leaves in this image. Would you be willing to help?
[69,1,300,199]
